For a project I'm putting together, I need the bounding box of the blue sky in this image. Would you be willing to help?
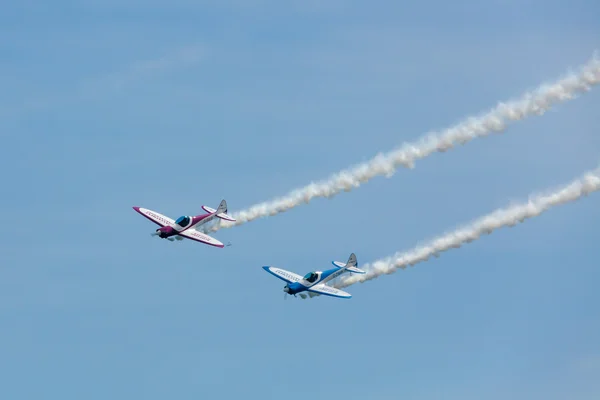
[1,1,599,399]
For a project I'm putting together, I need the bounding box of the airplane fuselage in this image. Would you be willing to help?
[283,266,349,295]
[264,253,360,300]
[133,202,233,248]
[153,212,213,239]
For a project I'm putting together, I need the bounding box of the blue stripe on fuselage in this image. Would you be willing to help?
[318,267,347,283]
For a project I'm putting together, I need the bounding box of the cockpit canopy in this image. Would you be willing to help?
[303,271,319,283]
[175,216,191,227]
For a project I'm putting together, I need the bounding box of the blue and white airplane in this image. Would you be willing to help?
[262,253,365,299]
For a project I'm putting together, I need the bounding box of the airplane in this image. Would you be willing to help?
[262,253,365,299]
[132,199,235,248]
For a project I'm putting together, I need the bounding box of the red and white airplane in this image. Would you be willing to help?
[132,199,235,248]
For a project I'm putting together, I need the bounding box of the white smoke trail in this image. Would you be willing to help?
[333,165,600,289]
[209,52,600,232]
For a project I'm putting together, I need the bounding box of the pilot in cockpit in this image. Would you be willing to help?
[175,216,190,227]
[303,271,319,283]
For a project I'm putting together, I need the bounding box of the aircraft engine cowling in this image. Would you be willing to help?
[156,226,175,238]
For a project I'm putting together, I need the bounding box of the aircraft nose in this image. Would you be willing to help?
[283,285,290,293]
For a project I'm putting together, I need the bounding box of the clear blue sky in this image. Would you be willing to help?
[1,1,599,399]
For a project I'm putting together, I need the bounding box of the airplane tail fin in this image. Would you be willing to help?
[202,199,236,222]
[331,253,365,274]
[216,199,228,214]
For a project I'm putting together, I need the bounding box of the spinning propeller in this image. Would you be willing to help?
[150,231,183,241]
[283,285,308,300]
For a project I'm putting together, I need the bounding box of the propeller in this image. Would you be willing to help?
[282,285,310,300]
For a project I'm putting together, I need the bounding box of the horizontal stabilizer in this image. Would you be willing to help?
[202,204,236,222]
[216,212,236,222]
[332,253,365,274]
[202,205,216,213]
[332,262,365,274]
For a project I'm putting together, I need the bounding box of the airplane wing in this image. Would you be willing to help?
[262,266,303,284]
[177,229,224,248]
[307,283,352,299]
[132,207,175,227]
